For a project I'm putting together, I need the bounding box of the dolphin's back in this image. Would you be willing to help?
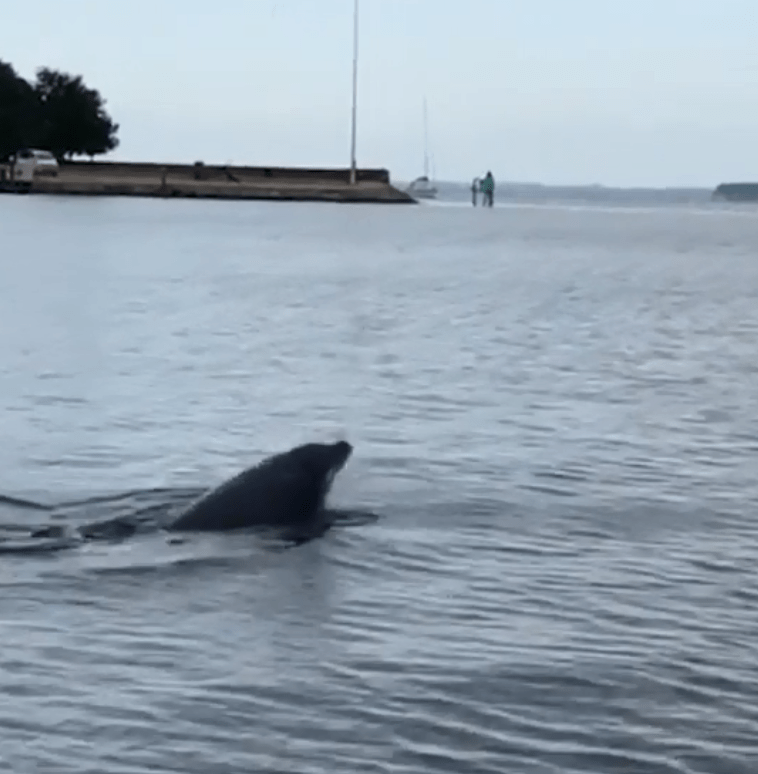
[168,447,327,532]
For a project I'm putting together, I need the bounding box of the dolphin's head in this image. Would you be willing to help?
[326,439,353,473]
[289,440,353,506]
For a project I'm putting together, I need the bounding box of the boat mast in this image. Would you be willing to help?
[423,97,430,179]
[349,0,359,184]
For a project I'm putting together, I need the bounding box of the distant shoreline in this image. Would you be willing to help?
[0,159,416,204]
[711,183,758,203]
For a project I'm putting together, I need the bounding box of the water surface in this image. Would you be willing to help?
[1,192,757,773]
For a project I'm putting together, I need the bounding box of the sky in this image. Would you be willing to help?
[1,0,756,187]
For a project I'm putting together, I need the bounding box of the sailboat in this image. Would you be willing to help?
[407,98,438,200]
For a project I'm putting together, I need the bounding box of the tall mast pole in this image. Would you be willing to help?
[423,97,429,179]
[349,0,359,184]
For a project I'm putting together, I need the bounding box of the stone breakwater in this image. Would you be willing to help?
[0,160,416,204]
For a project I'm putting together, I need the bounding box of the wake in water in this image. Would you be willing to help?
[0,487,199,554]
[0,441,380,556]
[0,489,378,556]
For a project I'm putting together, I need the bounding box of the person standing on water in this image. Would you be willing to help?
[481,170,495,207]
[471,177,480,206]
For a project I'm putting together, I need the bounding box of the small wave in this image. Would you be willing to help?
[0,494,52,511]
[0,535,82,555]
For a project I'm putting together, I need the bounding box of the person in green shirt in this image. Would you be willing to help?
[481,171,495,207]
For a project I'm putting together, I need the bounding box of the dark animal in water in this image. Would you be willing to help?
[1,440,359,552]
[166,440,353,539]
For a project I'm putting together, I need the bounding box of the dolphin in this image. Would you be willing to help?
[166,440,353,539]
[0,441,357,552]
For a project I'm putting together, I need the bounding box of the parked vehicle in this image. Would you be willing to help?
[13,149,59,182]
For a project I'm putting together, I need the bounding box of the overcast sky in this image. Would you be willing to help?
[1,0,755,187]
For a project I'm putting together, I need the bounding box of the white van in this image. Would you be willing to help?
[13,149,59,182]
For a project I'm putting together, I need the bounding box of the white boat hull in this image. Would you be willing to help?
[407,176,437,200]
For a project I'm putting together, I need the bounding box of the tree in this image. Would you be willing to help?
[0,62,120,162]
[0,60,39,161]
[34,68,119,161]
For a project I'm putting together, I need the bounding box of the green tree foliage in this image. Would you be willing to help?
[0,61,39,160]
[34,68,119,160]
[0,60,119,162]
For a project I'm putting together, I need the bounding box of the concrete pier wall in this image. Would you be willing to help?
[0,160,416,204]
